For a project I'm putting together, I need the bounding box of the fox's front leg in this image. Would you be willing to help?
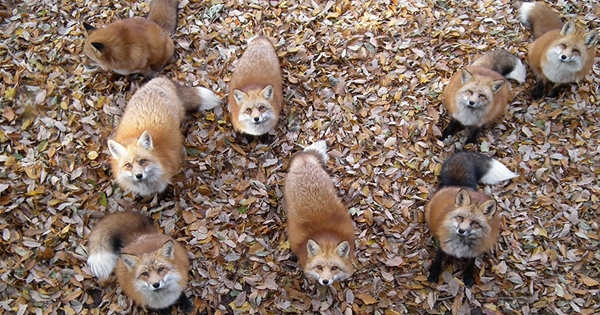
[427,248,445,284]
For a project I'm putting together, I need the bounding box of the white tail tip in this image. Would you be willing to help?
[87,251,118,279]
[505,59,526,84]
[480,159,518,185]
[304,140,328,164]
[518,2,535,26]
[196,87,221,110]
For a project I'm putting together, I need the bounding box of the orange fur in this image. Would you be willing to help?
[83,0,178,79]
[228,36,283,135]
[284,149,355,284]
[108,77,219,196]
[520,2,598,99]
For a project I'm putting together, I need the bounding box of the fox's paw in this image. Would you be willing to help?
[463,273,475,287]
[427,272,439,284]
[178,292,194,313]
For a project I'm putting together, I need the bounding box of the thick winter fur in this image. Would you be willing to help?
[441,49,524,144]
[87,211,191,312]
[147,0,179,35]
[82,0,179,78]
[107,77,220,196]
[228,36,283,136]
[425,152,517,286]
[284,141,355,285]
[519,2,598,99]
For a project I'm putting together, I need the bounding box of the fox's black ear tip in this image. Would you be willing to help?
[83,22,96,32]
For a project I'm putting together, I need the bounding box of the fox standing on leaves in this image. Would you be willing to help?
[519,2,598,99]
[83,0,179,78]
[107,77,220,196]
[441,49,525,144]
[425,152,517,287]
[87,211,192,314]
[228,36,283,137]
[284,141,355,285]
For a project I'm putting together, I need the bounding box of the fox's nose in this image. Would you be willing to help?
[560,54,567,60]
[253,117,260,122]
[458,228,468,235]
[468,100,475,106]
[152,282,160,289]
[135,173,143,179]
[321,279,330,285]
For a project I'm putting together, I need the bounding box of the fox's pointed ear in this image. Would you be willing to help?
[479,199,497,218]
[108,140,126,158]
[307,239,322,257]
[120,254,139,271]
[455,189,471,207]
[83,22,96,33]
[335,241,350,259]
[233,89,247,104]
[91,42,105,52]
[490,79,505,93]
[583,29,598,47]
[160,240,175,260]
[560,21,576,36]
[261,85,274,101]
[460,69,473,84]
[137,131,153,150]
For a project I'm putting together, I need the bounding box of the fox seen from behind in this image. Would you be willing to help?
[82,0,179,79]
[519,2,598,99]
[86,211,192,314]
[425,152,517,287]
[107,77,220,196]
[228,36,283,137]
[441,49,525,144]
[284,141,355,285]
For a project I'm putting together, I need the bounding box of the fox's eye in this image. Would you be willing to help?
[572,49,579,54]
[480,96,487,101]
[141,272,149,277]
[124,163,132,169]
[246,108,252,113]
[139,159,147,165]
[258,106,265,111]
[559,44,566,49]
[471,221,480,228]
[316,265,323,271]
[157,267,165,272]
[456,215,464,222]
[466,90,472,96]
[331,266,339,271]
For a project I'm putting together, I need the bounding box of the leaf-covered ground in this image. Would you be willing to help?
[1,0,600,314]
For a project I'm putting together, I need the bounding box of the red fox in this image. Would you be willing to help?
[425,151,517,287]
[283,141,355,285]
[87,211,192,313]
[228,36,283,136]
[107,77,220,196]
[441,49,525,144]
[82,0,179,78]
[519,2,598,99]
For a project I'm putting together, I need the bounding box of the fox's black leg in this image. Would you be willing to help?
[154,307,173,315]
[531,80,546,100]
[547,83,564,98]
[440,118,460,140]
[258,133,271,143]
[466,127,481,144]
[427,248,445,284]
[243,133,256,143]
[178,292,194,313]
[463,258,476,287]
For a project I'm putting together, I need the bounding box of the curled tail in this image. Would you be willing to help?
[303,140,329,165]
[519,2,563,40]
[147,0,179,35]
[471,49,526,83]
[439,151,517,190]
[87,211,156,279]
[175,83,221,112]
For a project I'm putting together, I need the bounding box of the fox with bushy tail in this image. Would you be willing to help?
[519,2,598,99]
[87,211,192,314]
[425,152,517,287]
[441,49,525,144]
[284,141,356,285]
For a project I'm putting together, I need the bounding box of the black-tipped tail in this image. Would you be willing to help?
[439,151,517,190]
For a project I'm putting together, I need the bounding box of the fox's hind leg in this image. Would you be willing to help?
[427,248,445,284]
[463,258,476,287]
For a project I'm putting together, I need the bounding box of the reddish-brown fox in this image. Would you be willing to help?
[82,0,179,78]
[441,49,525,144]
[87,211,192,314]
[107,77,220,196]
[284,141,355,285]
[228,36,283,136]
[425,151,517,287]
[519,2,598,99]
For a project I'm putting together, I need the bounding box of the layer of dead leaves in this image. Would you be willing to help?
[1,0,600,314]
